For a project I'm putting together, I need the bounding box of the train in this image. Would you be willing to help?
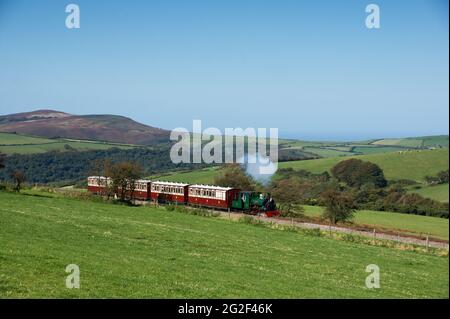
[87,176,280,217]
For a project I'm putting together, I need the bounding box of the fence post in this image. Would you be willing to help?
[373,229,376,243]
[426,235,429,251]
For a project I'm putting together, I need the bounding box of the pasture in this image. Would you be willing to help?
[302,206,449,240]
[149,167,221,184]
[0,132,136,154]
[408,184,449,203]
[278,148,449,182]
[0,191,448,298]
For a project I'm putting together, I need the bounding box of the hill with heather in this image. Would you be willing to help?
[0,110,170,145]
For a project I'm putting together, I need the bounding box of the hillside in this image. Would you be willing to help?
[0,190,448,298]
[149,148,449,185]
[279,135,449,158]
[408,184,449,203]
[0,132,136,155]
[278,148,449,183]
[0,110,170,145]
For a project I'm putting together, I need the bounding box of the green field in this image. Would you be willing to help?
[278,148,449,182]
[408,184,449,203]
[302,147,351,158]
[148,149,449,199]
[370,136,449,148]
[302,206,449,240]
[352,146,407,155]
[279,135,448,158]
[0,133,56,145]
[0,191,448,298]
[0,132,136,154]
[149,167,221,184]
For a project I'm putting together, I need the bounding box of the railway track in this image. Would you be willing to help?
[216,211,449,250]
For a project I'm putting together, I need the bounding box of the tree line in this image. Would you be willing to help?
[0,145,210,186]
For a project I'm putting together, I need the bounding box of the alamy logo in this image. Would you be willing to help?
[365,4,380,29]
[365,264,380,289]
[170,120,278,175]
[65,4,80,29]
[65,264,80,289]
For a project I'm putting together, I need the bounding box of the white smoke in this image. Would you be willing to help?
[240,153,277,185]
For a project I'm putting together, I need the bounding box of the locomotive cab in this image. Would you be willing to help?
[231,191,269,212]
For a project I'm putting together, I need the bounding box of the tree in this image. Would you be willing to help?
[425,170,449,185]
[331,159,387,188]
[437,170,449,184]
[110,161,142,202]
[320,190,355,224]
[269,177,306,217]
[90,158,114,198]
[0,153,5,170]
[11,170,26,192]
[213,164,256,190]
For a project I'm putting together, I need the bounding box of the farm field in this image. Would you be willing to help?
[278,148,449,182]
[149,167,221,184]
[279,135,448,158]
[149,149,449,197]
[372,135,449,148]
[408,184,449,203]
[0,133,55,145]
[0,191,448,298]
[301,206,449,240]
[0,132,136,154]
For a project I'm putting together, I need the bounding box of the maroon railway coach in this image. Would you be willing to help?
[87,176,111,194]
[150,181,189,203]
[134,179,152,200]
[187,184,240,209]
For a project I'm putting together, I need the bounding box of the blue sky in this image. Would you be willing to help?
[0,0,448,140]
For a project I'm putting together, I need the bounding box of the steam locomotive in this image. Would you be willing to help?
[87,176,280,217]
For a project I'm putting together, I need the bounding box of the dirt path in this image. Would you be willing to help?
[219,211,449,250]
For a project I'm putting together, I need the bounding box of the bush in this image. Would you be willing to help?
[331,159,387,188]
[238,215,265,226]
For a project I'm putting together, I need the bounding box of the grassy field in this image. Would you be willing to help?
[372,135,449,148]
[352,146,407,155]
[0,133,56,145]
[302,206,449,240]
[0,132,136,154]
[0,191,448,298]
[149,167,221,184]
[408,184,449,203]
[279,135,448,158]
[278,148,449,182]
[148,148,448,203]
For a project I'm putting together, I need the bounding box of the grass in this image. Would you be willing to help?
[408,184,449,203]
[0,132,136,154]
[352,146,407,155]
[372,138,423,147]
[302,206,449,240]
[371,136,448,148]
[148,167,220,184]
[0,132,56,145]
[278,148,449,182]
[0,191,448,298]
[302,147,351,158]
